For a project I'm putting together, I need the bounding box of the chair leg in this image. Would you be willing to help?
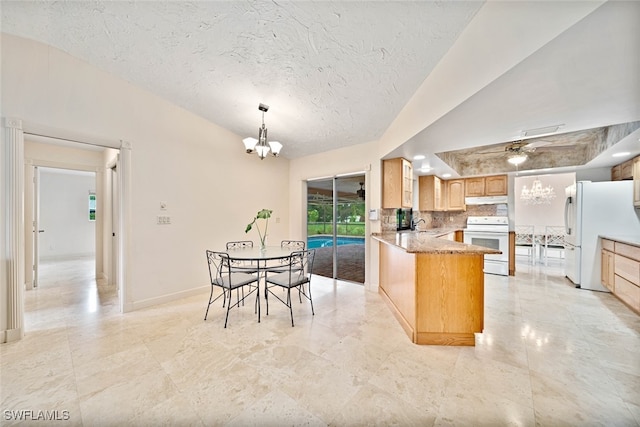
[256,286,261,323]
[204,286,214,320]
[224,287,233,328]
[308,285,315,316]
[287,288,294,327]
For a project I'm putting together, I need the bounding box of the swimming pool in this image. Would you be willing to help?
[307,236,365,249]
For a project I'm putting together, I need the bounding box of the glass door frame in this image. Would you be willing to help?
[306,172,366,282]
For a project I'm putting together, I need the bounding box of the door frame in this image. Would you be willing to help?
[306,172,367,282]
[2,117,133,343]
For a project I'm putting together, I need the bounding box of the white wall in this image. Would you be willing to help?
[289,140,381,290]
[2,33,290,309]
[514,172,575,234]
[38,169,96,259]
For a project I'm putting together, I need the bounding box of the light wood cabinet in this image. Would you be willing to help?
[465,177,485,197]
[377,241,486,346]
[485,175,508,195]
[601,248,615,291]
[419,175,442,211]
[383,158,413,209]
[612,164,622,181]
[420,176,465,211]
[465,175,507,197]
[612,156,636,181]
[601,238,640,314]
[446,179,466,211]
[621,159,634,180]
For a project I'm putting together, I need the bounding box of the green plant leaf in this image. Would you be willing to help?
[256,209,272,219]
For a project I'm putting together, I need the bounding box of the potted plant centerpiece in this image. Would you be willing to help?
[245,209,272,251]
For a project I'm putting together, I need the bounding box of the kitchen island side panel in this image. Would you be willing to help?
[416,253,484,336]
[379,243,417,335]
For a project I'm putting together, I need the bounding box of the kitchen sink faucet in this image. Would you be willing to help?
[411,218,426,231]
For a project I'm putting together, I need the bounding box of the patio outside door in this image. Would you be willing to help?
[307,175,365,283]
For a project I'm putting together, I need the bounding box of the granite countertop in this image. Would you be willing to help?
[372,230,502,255]
[600,235,640,248]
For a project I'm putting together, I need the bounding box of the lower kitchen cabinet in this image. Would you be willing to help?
[601,238,640,314]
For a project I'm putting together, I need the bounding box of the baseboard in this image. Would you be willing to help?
[1,327,24,343]
[130,285,210,311]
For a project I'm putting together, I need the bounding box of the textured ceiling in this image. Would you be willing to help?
[436,122,640,177]
[2,1,639,173]
[0,0,482,158]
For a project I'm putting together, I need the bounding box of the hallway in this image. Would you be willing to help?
[2,257,639,426]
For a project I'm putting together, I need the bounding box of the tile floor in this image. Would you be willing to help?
[1,257,639,426]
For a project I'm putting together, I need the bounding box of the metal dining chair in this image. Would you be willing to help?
[225,240,260,274]
[515,225,535,264]
[265,240,306,274]
[264,249,315,327]
[204,250,260,328]
[543,226,565,265]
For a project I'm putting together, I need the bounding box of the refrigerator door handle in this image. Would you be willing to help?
[564,196,572,235]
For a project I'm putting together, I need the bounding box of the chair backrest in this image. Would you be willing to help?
[226,240,253,250]
[515,225,534,245]
[281,240,305,250]
[288,249,315,280]
[545,226,565,246]
[205,250,231,284]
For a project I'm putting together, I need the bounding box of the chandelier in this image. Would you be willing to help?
[520,178,556,205]
[242,103,282,160]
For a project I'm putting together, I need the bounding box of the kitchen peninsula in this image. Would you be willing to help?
[373,230,500,346]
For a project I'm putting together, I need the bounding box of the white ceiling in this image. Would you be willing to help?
[2,1,639,175]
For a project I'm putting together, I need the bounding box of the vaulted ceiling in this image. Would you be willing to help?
[2,1,639,176]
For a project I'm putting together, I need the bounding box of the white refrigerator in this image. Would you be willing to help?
[564,180,640,291]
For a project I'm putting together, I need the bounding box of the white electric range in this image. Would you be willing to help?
[463,216,509,276]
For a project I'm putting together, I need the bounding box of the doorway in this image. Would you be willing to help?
[34,167,97,290]
[21,132,125,315]
[306,174,366,283]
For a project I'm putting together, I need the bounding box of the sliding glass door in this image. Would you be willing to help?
[307,175,365,283]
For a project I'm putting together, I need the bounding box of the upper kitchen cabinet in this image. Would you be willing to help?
[420,176,466,211]
[464,177,485,197]
[485,175,508,195]
[446,179,466,211]
[382,158,413,208]
[465,175,507,197]
[612,157,634,181]
[419,175,443,211]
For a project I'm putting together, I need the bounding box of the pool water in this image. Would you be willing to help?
[307,236,365,249]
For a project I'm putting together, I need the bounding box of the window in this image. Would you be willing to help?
[89,193,96,221]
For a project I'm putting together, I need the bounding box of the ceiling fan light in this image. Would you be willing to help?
[508,154,528,165]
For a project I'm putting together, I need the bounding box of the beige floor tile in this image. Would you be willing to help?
[3,257,640,426]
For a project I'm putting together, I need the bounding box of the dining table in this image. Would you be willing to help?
[224,245,299,320]
[225,245,298,272]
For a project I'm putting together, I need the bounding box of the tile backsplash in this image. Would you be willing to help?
[381,204,504,231]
